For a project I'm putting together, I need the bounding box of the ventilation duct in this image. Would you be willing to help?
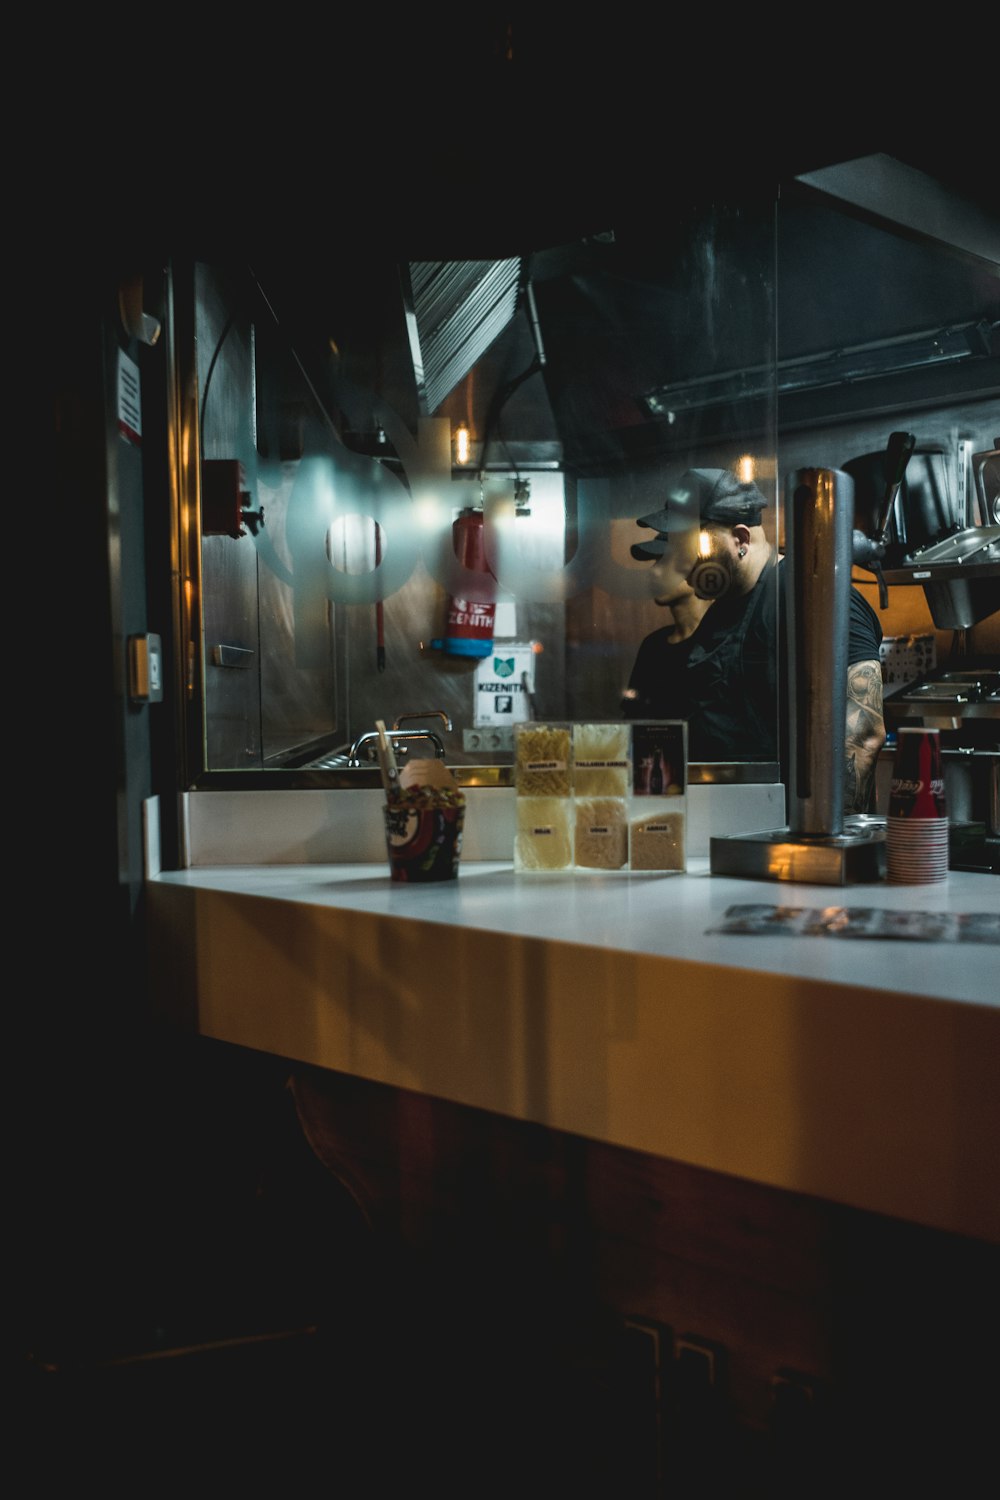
[401,258,522,415]
[641,319,999,418]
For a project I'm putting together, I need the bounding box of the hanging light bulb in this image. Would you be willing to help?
[454,422,471,465]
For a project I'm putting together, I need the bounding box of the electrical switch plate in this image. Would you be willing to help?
[463,726,515,753]
[128,633,163,703]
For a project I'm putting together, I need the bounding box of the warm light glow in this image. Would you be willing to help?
[454,423,471,465]
[415,496,443,531]
[698,529,712,558]
[737,454,756,484]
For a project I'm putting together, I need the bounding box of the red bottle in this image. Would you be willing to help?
[441,508,496,659]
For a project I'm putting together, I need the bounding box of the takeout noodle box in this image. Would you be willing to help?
[384,788,465,882]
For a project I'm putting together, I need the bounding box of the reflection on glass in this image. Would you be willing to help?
[192,200,780,775]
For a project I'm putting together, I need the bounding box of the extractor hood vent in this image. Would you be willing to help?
[401,258,522,415]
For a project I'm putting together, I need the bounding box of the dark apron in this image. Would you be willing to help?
[683,562,779,762]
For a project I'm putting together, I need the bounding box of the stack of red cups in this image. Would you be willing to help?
[886,726,949,884]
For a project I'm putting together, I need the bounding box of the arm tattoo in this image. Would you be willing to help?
[844,659,886,813]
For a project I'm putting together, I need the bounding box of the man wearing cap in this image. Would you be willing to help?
[623,468,886,813]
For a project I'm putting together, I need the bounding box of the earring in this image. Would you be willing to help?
[738,546,747,559]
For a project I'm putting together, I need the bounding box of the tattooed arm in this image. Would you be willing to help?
[844,658,886,812]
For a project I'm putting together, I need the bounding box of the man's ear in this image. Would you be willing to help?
[732,523,751,550]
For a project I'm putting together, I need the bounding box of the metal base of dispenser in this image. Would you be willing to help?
[710,817,886,886]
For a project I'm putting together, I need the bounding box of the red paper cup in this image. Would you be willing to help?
[888,727,947,820]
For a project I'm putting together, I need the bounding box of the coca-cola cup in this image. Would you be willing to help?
[886,727,949,884]
[888,726,947,819]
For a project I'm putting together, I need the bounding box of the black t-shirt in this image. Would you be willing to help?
[623,557,882,765]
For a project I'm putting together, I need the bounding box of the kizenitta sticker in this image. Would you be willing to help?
[475,643,536,727]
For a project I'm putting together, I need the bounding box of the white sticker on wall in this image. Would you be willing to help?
[117,350,142,445]
[474,643,537,727]
[493,600,518,637]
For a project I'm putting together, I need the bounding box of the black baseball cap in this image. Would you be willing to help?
[630,468,767,560]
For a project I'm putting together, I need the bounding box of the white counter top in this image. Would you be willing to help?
[147,856,1000,1244]
[150,858,998,1006]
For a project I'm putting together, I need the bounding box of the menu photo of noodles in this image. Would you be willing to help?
[511,719,687,875]
[574,796,628,870]
[571,722,631,797]
[628,807,687,871]
[514,796,575,872]
[514,722,573,797]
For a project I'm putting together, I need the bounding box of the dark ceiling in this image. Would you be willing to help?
[217,18,994,429]
[38,13,992,472]
[248,151,997,477]
[32,13,994,274]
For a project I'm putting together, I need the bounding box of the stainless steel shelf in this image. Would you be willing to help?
[881,561,1000,585]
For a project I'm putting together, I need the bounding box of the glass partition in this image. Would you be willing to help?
[177,198,780,785]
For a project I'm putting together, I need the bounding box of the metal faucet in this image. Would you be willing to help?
[392,709,453,732]
[347,727,446,767]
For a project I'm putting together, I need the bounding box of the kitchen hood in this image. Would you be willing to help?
[401,258,523,416]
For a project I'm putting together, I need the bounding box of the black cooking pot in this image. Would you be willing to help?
[843,443,956,563]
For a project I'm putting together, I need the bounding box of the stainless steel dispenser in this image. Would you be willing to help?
[786,467,851,838]
[709,467,885,884]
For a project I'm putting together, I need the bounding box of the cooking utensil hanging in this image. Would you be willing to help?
[851,430,917,608]
[375,520,385,671]
[874,430,917,544]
